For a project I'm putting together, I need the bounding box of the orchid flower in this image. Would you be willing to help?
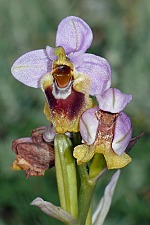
[74,88,133,169]
[11,16,111,133]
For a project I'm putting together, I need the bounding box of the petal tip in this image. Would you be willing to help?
[56,16,93,54]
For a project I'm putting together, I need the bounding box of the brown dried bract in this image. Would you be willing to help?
[12,126,55,178]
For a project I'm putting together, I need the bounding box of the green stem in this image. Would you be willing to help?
[54,134,78,222]
[78,164,96,225]
[85,203,92,225]
[77,154,107,225]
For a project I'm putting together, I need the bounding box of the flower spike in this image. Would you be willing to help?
[10,15,139,225]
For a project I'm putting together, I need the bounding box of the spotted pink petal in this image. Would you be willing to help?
[80,106,99,145]
[77,53,111,96]
[112,112,132,155]
[11,49,52,88]
[56,16,93,55]
[96,88,132,113]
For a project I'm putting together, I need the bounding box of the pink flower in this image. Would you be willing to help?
[11,16,112,133]
[11,16,111,96]
[74,88,133,169]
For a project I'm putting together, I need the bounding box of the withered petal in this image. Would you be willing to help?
[12,126,55,177]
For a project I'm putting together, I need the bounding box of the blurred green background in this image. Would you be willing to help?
[0,0,150,224]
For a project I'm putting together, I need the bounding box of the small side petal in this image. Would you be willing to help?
[11,49,52,88]
[112,112,132,155]
[96,88,132,113]
[56,16,93,54]
[46,46,57,61]
[80,107,99,145]
[77,53,111,96]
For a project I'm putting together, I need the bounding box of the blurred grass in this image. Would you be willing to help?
[0,0,149,224]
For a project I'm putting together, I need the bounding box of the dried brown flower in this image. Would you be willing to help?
[12,126,55,178]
